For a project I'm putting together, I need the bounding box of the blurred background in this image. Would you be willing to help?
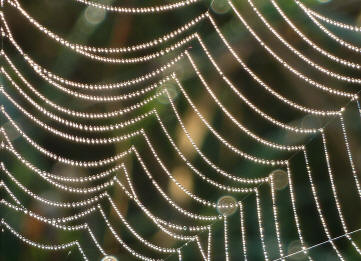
[1,0,361,260]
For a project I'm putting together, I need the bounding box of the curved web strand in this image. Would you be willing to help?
[271,0,361,70]
[1,62,316,170]
[0,51,358,260]
[1,116,257,223]
[8,193,190,260]
[1,73,288,169]
[4,48,358,258]
[0,102,273,184]
[0,109,263,193]
[295,0,361,54]
[121,165,214,261]
[2,177,210,254]
[2,12,356,119]
[2,110,352,258]
[1,220,89,260]
[225,2,356,99]
[5,0,207,54]
[6,176,205,255]
[182,40,361,210]
[2,193,167,261]
[0,7,195,65]
[3,19,352,117]
[1,200,107,256]
[1,0,361,259]
[320,131,361,254]
[8,0,361,92]
[2,57,325,174]
[2,11,355,120]
[70,0,200,14]
[302,6,361,33]
[242,0,361,85]
[0,179,22,205]
[0,68,301,158]
[0,124,251,212]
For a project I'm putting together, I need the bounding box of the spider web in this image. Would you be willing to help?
[0,0,361,260]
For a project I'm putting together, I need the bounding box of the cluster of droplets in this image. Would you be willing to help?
[0,0,361,260]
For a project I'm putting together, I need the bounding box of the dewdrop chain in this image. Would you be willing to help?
[270,176,285,260]
[295,0,361,54]
[0,103,272,185]
[320,131,361,254]
[1,220,89,261]
[271,0,361,69]
[245,0,361,85]
[1,200,107,256]
[226,2,357,98]
[8,0,200,15]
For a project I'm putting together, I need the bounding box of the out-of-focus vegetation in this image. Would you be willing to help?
[1,0,361,260]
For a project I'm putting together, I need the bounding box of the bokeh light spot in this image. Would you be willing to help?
[216,195,238,216]
[157,83,179,104]
[270,169,289,191]
[211,0,231,14]
[85,6,106,25]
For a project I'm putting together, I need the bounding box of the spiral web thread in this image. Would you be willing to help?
[0,0,361,260]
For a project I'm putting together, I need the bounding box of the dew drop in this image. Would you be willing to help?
[157,83,179,104]
[85,6,106,25]
[211,0,230,14]
[216,195,237,216]
[270,169,288,191]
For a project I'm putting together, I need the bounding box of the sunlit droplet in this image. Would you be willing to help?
[270,169,289,191]
[211,0,230,14]
[216,195,238,216]
[85,6,106,25]
[157,83,179,104]
[101,256,118,261]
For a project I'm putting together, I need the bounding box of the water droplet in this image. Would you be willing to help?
[85,6,106,25]
[216,196,237,216]
[101,256,118,261]
[211,0,231,14]
[157,83,179,104]
[270,169,288,191]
